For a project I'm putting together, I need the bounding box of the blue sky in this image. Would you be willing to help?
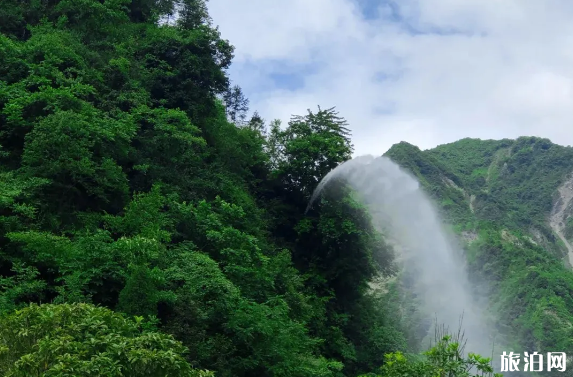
[354,0,383,20]
[209,0,573,156]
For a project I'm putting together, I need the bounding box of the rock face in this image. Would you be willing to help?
[549,173,573,267]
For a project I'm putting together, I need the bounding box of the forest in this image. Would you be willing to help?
[0,1,572,376]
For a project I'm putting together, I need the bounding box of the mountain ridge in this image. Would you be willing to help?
[384,136,573,372]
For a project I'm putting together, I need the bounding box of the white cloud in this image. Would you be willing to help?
[208,0,573,155]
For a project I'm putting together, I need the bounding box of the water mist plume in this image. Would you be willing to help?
[307,155,495,362]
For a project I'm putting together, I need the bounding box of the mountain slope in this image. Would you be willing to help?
[385,137,573,373]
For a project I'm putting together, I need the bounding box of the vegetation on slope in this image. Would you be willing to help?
[386,137,573,377]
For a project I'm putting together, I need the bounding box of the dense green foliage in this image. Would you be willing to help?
[0,302,214,376]
[364,332,502,377]
[1,0,566,376]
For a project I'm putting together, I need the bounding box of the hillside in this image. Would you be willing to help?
[386,137,573,370]
[0,1,570,376]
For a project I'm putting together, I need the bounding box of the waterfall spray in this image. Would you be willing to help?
[307,155,496,362]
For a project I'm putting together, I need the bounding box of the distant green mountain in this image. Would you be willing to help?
[386,137,573,371]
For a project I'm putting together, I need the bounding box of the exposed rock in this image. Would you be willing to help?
[549,172,573,267]
[461,230,478,243]
[441,176,475,214]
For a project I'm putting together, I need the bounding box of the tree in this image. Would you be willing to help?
[266,119,286,171]
[365,326,502,377]
[177,0,211,29]
[223,85,250,125]
[276,106,353,198]
[247,111,266,136]
[0,303,213,377]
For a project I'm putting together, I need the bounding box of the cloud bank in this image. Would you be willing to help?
[208,0,573,155]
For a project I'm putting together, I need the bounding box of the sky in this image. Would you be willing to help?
[207,0,573,156]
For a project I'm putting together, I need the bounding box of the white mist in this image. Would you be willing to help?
[308,155,495,362]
